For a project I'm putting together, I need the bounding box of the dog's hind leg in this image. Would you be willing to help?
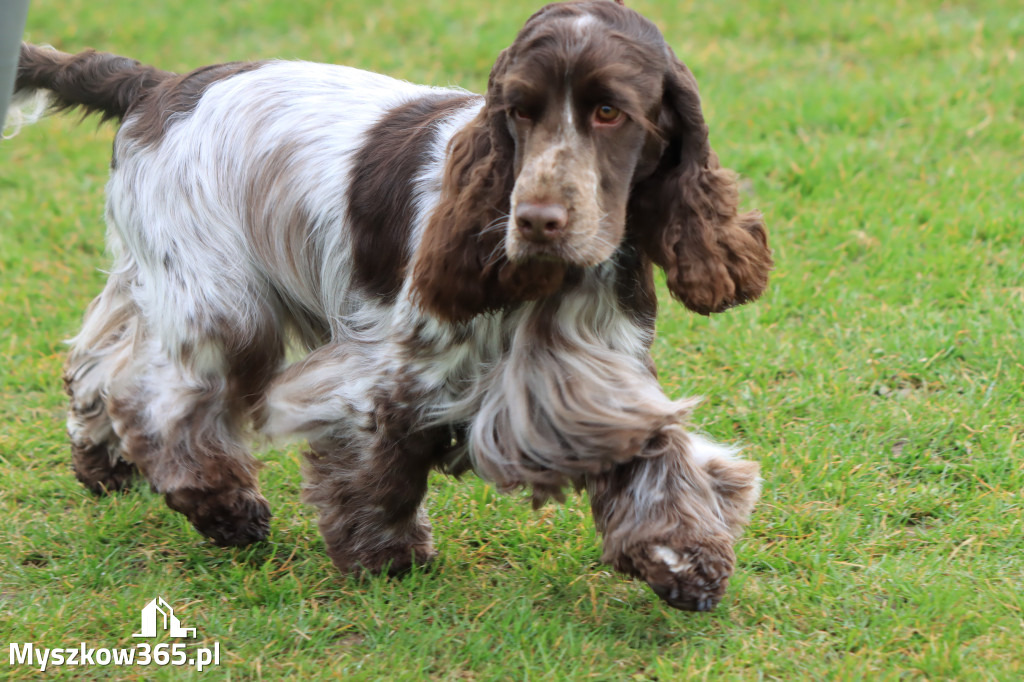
[104,313,282,547]
[64,273,141,494]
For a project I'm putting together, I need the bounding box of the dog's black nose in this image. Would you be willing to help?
[515,201,568,243]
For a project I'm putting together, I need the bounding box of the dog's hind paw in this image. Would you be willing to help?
[165,486,272,547]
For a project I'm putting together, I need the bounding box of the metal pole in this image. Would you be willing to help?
[0,0,31,128]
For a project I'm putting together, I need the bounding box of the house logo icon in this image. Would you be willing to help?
[132,597,196,638]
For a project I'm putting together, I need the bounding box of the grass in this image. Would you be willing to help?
[1,0,1022,679]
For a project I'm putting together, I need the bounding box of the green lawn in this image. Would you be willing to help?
[2,0,1022,679]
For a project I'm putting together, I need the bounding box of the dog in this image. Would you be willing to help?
[7,0,771,611]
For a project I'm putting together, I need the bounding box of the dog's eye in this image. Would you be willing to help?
[512,107,533,122]
[593,105,624,126]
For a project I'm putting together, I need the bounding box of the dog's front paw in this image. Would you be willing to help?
[328,540,437,578]
[622,536,736,611]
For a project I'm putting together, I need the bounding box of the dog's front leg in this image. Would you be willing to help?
[587,428,761,611]
[303,428,442,576]
[466,337,761,610]
[262,344,446,575]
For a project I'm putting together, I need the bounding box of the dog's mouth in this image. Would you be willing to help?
[506,240,572,265]
[505,225,617,269]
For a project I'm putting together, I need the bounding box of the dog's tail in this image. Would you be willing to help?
[3,43,173,138]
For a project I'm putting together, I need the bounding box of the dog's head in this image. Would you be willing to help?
[412,0,771,322]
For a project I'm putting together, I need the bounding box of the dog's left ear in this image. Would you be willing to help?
[631,50,772,315]
[411,49,565,323]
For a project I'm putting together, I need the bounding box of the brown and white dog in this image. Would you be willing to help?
[8,0,771,611]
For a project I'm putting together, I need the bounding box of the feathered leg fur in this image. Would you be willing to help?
[262,343,447,574]
[104,336,273,547]
[588,430,760,610]
[64,273,140,494]
[64,262,275,546]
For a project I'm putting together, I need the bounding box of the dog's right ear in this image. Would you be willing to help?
[411,49,565,323]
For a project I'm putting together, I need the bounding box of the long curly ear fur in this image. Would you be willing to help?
[410,50,566,323]
[631,50,772,315]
